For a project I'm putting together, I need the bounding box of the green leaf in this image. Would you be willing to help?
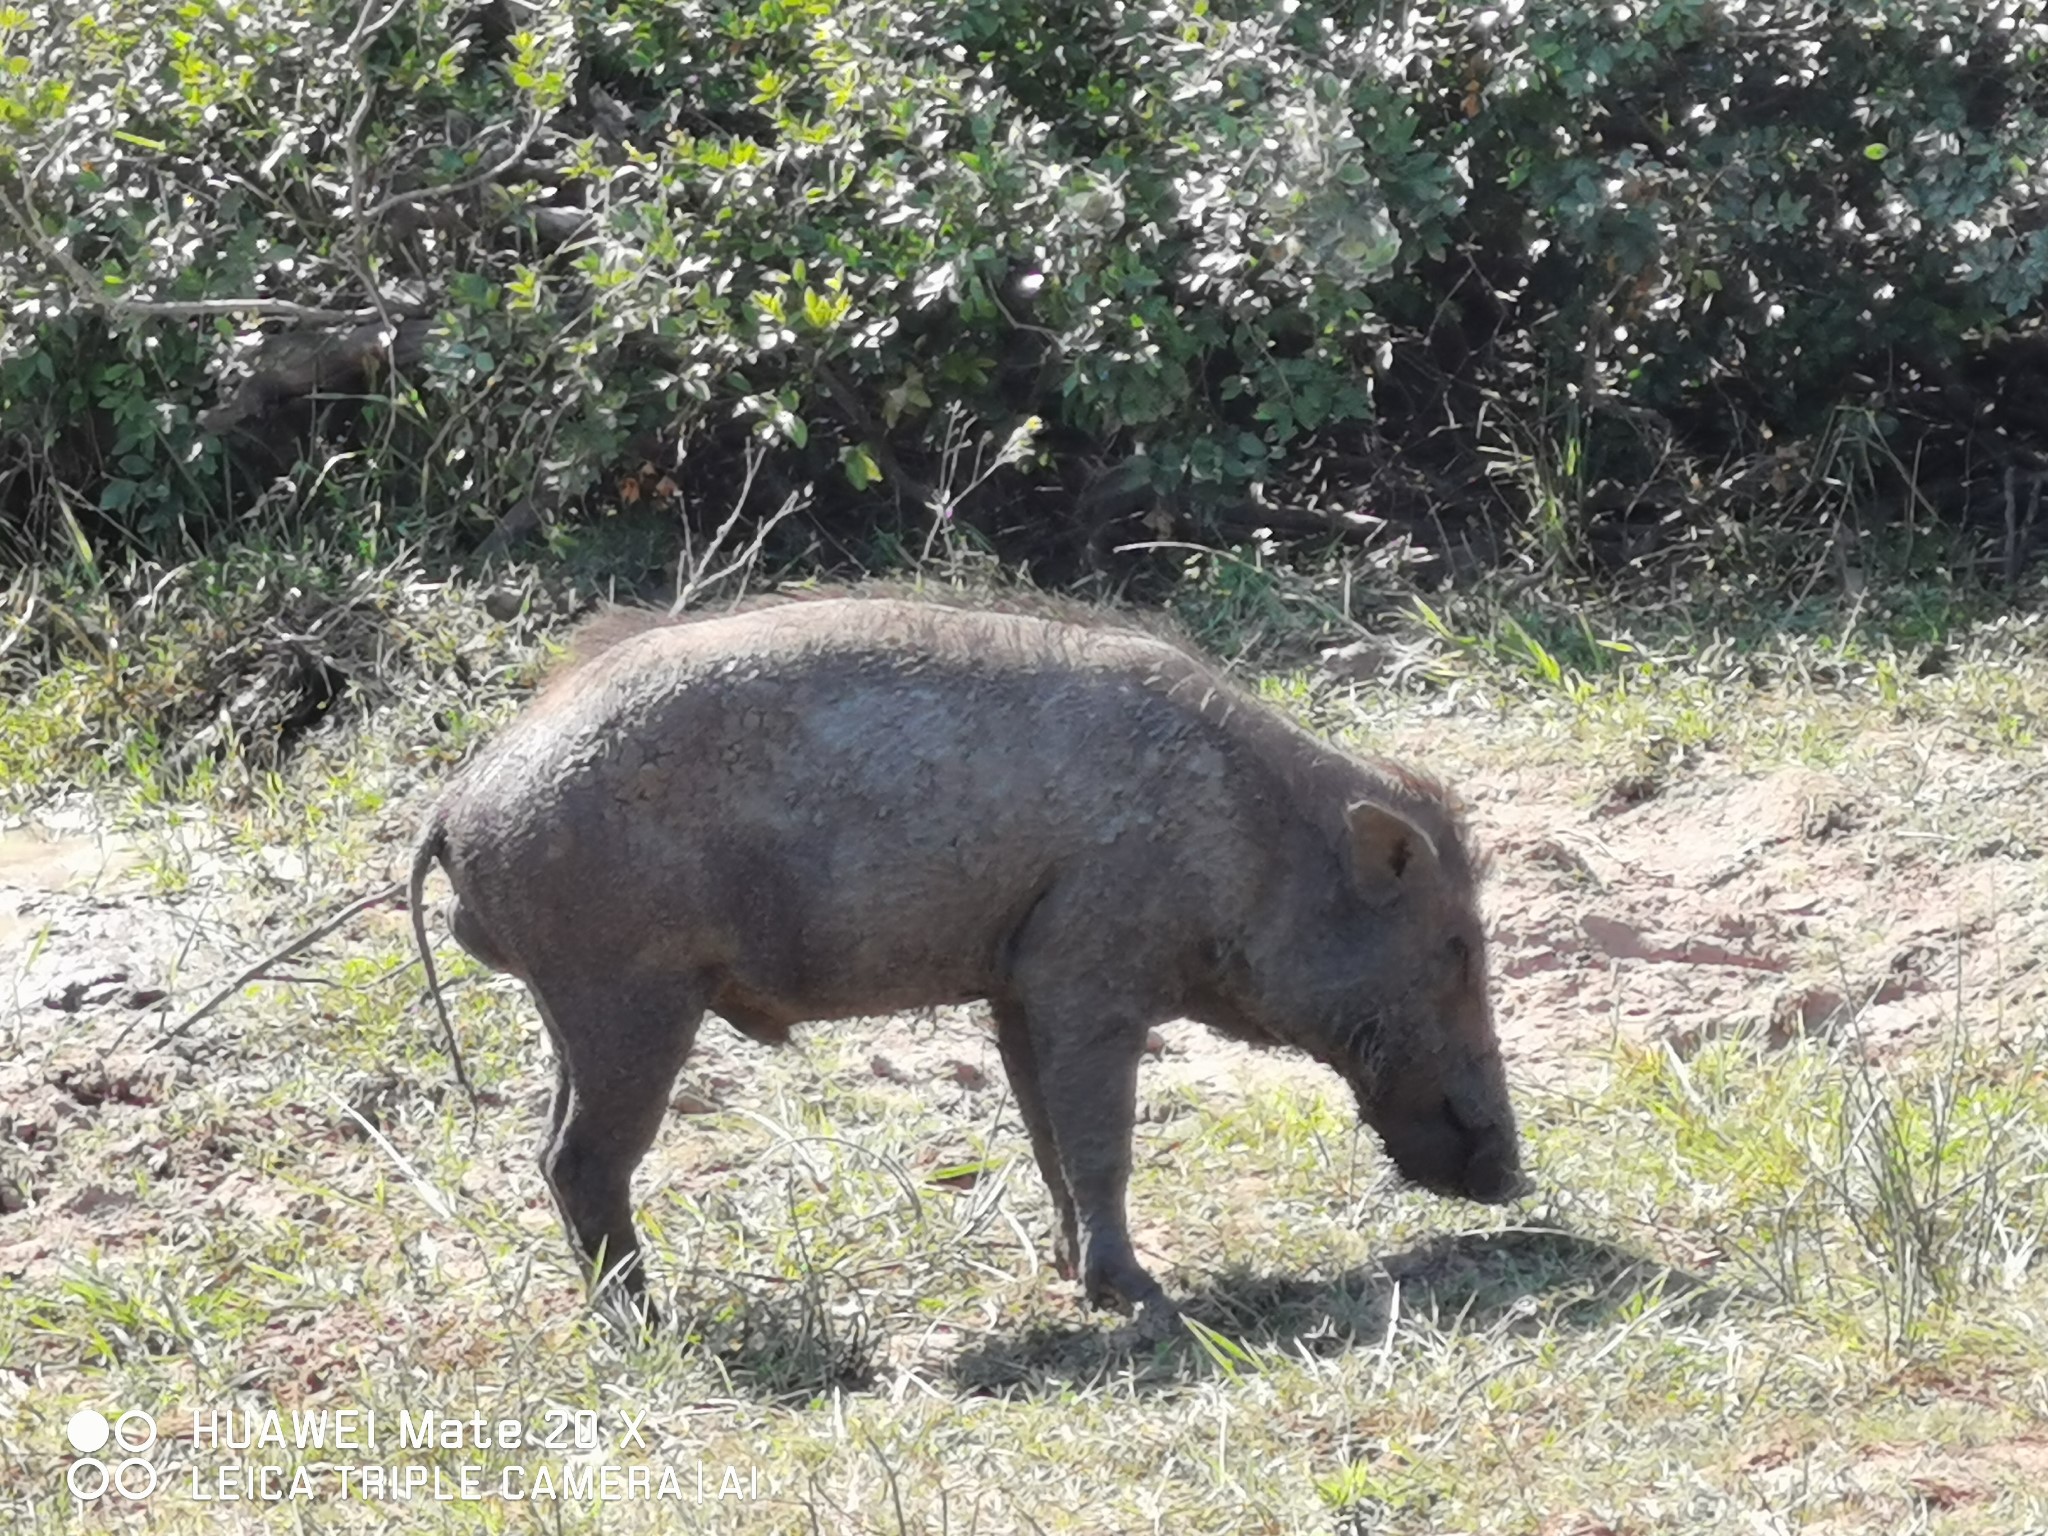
[1180,1317,1256,1379]
[839,443,881,488]
[801,287,839,329]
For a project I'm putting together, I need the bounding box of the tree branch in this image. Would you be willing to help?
[0,181,389,324]
[361,113,545,224]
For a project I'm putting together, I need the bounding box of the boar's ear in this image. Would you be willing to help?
[1344,800,1438,897]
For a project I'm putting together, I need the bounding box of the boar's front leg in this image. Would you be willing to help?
[1011,983,1177,1337]
[528,972,702,1334]
[990,997,1079,1279]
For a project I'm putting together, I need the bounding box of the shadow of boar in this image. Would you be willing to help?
[410,595,1527,1336]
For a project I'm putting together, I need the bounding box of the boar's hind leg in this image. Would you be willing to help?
[990,998,1079,1280]
[529,974,702,1330]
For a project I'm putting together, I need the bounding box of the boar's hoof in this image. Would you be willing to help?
[1082,1248,1172,1319]
[1132,1296,1183,1344]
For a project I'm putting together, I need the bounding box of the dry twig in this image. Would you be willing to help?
[141,882,478,1105]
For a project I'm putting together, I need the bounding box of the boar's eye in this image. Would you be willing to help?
[1447,934,1472,981]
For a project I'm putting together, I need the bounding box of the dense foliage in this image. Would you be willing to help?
[3,0,2046,579]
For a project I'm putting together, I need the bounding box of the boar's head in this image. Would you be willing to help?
[1257,793,1528,1204]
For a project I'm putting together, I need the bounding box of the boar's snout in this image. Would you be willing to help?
[1375,1092,1530,1205]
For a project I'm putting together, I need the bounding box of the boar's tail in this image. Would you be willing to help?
[410,817,478,1108]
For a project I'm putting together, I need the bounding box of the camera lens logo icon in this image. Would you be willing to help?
[66,1407,158,1501]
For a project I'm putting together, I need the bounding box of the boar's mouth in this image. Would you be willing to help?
[1373,1095,1531,1205]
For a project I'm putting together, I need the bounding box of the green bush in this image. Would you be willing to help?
[1443,0,2048,421]
[3,0,2044,574]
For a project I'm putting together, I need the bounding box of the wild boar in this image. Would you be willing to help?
[409,595,1526,1335]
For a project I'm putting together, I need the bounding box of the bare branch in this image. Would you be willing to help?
[361,113,546,224]
[343,0,409,50]
[0,181,388,324]
[2,191,387,323]
[670,441,763,611]
[341,61,390,323]
[143,883,400,1051]
[0,10,537,333]
[680,493,801,611]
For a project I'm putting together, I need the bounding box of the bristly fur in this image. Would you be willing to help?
[537,583,1485,876]
[539,581,1209,693]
